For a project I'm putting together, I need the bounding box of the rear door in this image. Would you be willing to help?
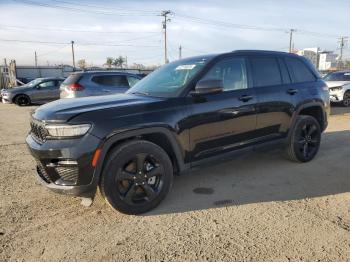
[284,57,318,106]
[249,56,294,139]
[32,80,58,103]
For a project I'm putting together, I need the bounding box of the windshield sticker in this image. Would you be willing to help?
[175,64,196,70]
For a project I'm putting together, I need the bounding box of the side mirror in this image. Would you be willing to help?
[191,79,223,96]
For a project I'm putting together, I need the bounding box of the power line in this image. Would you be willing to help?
[0,38,160,48]
[0,24,159,34]
[12,0,159,16]
[51,0,160,14]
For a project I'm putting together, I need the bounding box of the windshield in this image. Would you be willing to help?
[126,56,213,97]
[26,78,44,87]
[324,72,350,81]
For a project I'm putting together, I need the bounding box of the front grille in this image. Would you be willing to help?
[30,119,47,143]
[36,162,52,183]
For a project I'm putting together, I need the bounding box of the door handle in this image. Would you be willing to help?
[239,95,253,102]
[102,89,111,92]
[287,88,298,95]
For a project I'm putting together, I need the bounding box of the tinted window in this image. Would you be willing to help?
[285,57,316,83]
[38,80,56,89]
[92,75,129,88]
[127,76,140,87]
[63,74,82,85]
[202,57,248,91]
[278,58,291,84]
[250,57,282,87]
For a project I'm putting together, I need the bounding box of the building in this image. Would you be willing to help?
[296,48,319,68]
[318,51,338,71]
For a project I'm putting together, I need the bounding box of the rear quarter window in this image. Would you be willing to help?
[62,74,82,85]
[285,57,316,83]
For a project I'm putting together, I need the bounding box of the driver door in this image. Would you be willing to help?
[33,80,59,103]
[187,56,258,162]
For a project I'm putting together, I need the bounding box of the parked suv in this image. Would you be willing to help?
[324,71,350,106]
[26,50,330,214]
[2,77,64,105]
[60,71,142,99]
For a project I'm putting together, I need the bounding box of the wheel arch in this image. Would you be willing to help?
[92,127,186,186]
[12,93,30,104]
[290,101,327,134]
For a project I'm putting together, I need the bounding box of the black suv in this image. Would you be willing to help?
[26,50,330,214]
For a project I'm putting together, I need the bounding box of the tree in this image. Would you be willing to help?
[346,60,350,69]
[113,56,126,68]
[104,57,114,68]
[77,59,87,69]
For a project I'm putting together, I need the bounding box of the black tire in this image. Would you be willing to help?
[14,94,31,106]
[99,140,173,214]
[342,91,350,107]
[286,115,321,162]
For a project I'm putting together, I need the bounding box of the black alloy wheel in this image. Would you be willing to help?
[343,92,350,107]
[100,140,173,214]
[286,115,321,162]
[15,95,30,106]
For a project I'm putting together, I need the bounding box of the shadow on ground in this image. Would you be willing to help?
[147,129,350,215]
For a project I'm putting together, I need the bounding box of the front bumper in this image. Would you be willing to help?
[2,95,12,104]
[329,90,344,102]
[26,132,101,197]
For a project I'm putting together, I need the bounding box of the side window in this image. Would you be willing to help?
[127,76,140,87]
[92,75,129,88]
[202,57,248,91]
[285,57,316,83]
[38,81,56,89]
[343,73,350,81]
[278,58,291,84]
[250,57,282,87]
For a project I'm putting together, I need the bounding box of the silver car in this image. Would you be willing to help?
[1,77,64,106]
[324,71,350,107]
[60,71,142,99]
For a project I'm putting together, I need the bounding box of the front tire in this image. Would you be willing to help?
[14,94,31,106]
[100,140,173,214]
[342,91,350,107]
[286,115,321,162]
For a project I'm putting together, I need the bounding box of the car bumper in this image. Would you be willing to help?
[26,133,102,197]
[2,95,13,103]
[329,90,344,102]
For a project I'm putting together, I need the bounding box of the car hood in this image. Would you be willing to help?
[33,93,164,122]
[2,85,31,93]
[326,81,350,88]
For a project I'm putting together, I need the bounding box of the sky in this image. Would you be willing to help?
[0,0,348,67]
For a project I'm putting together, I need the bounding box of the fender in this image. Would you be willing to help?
[288,100,327,138]
[91,126,188,186]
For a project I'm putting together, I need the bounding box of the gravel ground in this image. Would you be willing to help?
[0,103,349,261]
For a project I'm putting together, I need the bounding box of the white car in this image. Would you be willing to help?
[324,71,350,107]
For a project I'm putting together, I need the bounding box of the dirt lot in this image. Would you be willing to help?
[0,103,349,262]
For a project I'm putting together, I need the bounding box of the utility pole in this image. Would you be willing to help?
[161,10,172,64]
[71,40,76,71]
[34,51,38,67]
[179,45,182,59]
[289,29,296,53]
[338,36,348,61]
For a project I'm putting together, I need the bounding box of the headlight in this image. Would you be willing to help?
[329,86,343,91]
[45,124,91,137]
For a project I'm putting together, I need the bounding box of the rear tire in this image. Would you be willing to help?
[14,94,31,106]
[100,140,173,214]
[286,115,321,162]
[342,91,350,107]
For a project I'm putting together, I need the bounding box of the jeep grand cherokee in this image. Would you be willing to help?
[26,50,330,214]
